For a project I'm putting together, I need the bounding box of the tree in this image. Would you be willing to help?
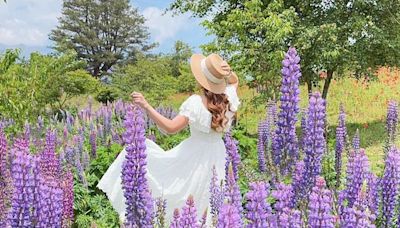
[171,40,192,77]
[170,0,400,100]
[0,50,99,126]
[50,0,154,78]
[112,55,178,105]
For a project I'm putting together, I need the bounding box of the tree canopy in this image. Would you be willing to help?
[50,0,154,77]
[170,0,400,100]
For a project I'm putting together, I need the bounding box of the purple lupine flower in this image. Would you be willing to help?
[299,110,307,149]
[335,104,347,188]
[23,121,31,147]
[156,106,178,120]
[97,123,104,142]
[111,128,123,145]
[352,129,360,152]
[224,132,240,182]
[225,165,243,220]
[257,101,277,174]
[37,176,64,227]
[353,189,375,228]
[277,208,302,228]
[63,126,68,142]
[0,174,11,227]
[179,195,199,228]
[147,133,156,143]
[290,160,304,207]
[308,176,334,228]
[366,172,378,221]
[199,208,208,228]
[96,106,112,141]
[272,47,301,173]
[114,99,126,117]
[81,150,90,170]
[381,147,400,227]
[64,145,75,166]
[341,189,375,228]
[170,209,181,228]
[267,100,278,124]
[7,142,38,227]
[0,128,11,227]
[74,132,84,157]
[217,203,241,228]
[343,149,370,208]
[87,95,93,117]
[294,92,326,206]
[121,105,154,227]
[155,197,167,228]
[340,206,356,228]
[210,166,223,225]
[66,111,75,132]
[245,182,270,227]
[75,155,87,187]
[0,126,7,168]
[40,129,60,178]
[272,183,293,213]
[89,127,97,158]
[61,169,74,227]
[386,100,398,142]
[257,120,268,172]
[271,183,302,227]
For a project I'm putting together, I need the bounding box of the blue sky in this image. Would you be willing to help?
[0,0,212,57]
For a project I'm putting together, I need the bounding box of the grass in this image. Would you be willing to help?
[67,67,400,173]
[237,67,400,173]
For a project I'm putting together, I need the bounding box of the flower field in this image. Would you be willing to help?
[1,47,400,227]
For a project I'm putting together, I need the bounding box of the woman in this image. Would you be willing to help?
[97,53,240,224]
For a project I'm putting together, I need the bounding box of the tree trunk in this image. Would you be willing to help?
[92,66,101,78]
[322,70,333,100]
[306,77,312,99]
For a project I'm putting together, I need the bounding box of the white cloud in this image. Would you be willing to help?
[142,7,191,44]
[0,1,205,53]
[0,0,62,46]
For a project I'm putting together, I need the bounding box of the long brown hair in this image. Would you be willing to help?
[202,88,231,132]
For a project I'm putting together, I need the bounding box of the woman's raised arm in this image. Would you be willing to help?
[131,92,189,134]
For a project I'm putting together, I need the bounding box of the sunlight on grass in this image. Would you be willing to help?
[67,68,400,173]
[236,68,400,173]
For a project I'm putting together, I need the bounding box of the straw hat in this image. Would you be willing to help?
[190,53,238,94]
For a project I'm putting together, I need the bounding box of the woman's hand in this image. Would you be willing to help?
[221,60,238,88]
[131,92,150,110]
[131,91,189,134]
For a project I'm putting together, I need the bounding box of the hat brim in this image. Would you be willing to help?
[190,54,238,94]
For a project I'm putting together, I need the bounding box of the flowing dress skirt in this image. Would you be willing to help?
[97,135,226,225]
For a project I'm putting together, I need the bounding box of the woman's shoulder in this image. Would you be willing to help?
[180,94,202,107]
[179,94,203,115]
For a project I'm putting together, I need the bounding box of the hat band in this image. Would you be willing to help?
[201,59,224,84]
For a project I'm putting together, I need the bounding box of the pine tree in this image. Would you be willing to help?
[50,0,154,77]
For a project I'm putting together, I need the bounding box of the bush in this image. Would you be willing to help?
[95,86,121,104]
[177,64,197,93]
[112,56,178,106]
[0,50,97,126]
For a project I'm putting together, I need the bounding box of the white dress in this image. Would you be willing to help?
[97,85,240,225]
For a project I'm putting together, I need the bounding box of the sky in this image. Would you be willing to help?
[0,0,212,57]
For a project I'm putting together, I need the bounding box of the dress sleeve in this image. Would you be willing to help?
[225,85,240,112]
[179,95,211,133]
[178,95,198,124]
